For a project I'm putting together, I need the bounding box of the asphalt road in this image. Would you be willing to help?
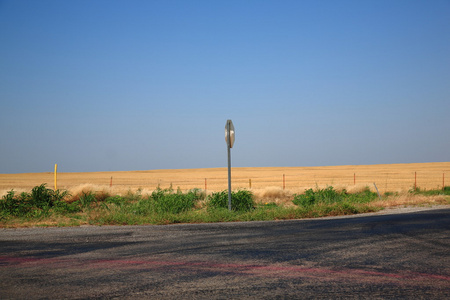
[1,208,449,299]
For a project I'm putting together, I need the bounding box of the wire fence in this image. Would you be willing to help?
[151,171,447,194]
[98,169,448,195]
[1,164,448,195]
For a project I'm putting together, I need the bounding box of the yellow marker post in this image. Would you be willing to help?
[54,164,58,190]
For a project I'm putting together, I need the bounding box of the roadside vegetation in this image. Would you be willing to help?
[1,184,449,228]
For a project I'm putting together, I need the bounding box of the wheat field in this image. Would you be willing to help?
[1,162,448,199]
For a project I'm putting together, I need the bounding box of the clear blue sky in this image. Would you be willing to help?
[1,0,449,173]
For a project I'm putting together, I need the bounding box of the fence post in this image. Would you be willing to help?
[249,178,252,189]
[54,164,58,190]
[110,176,113,188]
[354,173,355,185]
[415,172,417,191]
[283,174,285,190]
[205,178,207,191]
[443,173,445,191]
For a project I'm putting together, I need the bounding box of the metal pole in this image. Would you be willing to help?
[373,182,382,201]
[227,123,232,211]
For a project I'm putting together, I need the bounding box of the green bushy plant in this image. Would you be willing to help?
[207,190,227,209]
[293,186,340,207]
[343,187,378,203]
[150,187,200,214]
[0,190,29,217]
[0,184,71,217]
[31,184,56,209]
[293,186,377,207]
[208,190,254,212]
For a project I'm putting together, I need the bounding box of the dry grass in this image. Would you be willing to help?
[371,193,449,208]
[252,186,294,206]
[1,162,449,199]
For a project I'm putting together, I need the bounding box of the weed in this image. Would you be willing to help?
[208,190,255,212]
[0,184,71,217]
[410,186,450,196]
[0,190,26,217]
[105,195,125,206]
[293,186,377,207]
[151,187,200,214]
[74,191,97,208]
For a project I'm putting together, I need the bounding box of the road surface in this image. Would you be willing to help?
[1,207,449,299]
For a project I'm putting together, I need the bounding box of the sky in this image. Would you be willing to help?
[0,0,449,174]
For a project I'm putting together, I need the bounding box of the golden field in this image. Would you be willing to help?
[1,162,449,199]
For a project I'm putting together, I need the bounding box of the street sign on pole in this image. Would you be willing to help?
[225,120,235,148]
[225,120,235,211]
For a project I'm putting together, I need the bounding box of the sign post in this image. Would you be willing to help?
[225,120,235,211]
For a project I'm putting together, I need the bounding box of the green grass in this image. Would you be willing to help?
[410,186,450,196]
[1,184,447,227]
[292,186,378,207]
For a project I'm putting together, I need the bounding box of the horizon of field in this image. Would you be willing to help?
[1,162,449,197]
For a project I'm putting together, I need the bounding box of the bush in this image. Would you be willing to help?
[344,187,378,203]
[293,186,340,207]
[0,184,70,217]
[150,187,200,214]
[293,186,377,207]
[0,190,29,217]
[208,190,254,212]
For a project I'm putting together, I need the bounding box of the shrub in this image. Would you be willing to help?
[208,190,227,209]
[150,187,200,214]
[0,184,71,217]
[344,187,378,203]
[30,184,69,209]
[0,190,29,217]
[293,186,377,207]
[293,186,340,207]
[208,190,254,212]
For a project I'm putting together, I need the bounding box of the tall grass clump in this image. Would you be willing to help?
[409,186,450,196]
[150,187,202,214]
[0,184,71,218]
[293,186,378,208]
[208,190,255,212]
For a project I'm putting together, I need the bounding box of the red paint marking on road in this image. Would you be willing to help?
[1,255,449,284]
